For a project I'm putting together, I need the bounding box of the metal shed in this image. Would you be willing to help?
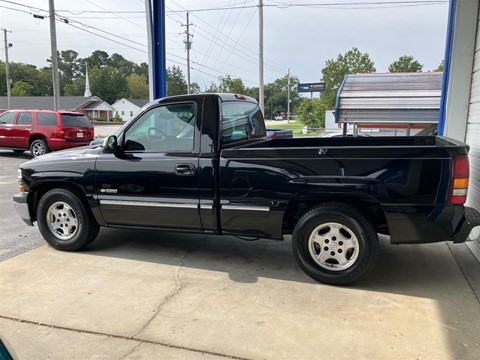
[335,72,442,134]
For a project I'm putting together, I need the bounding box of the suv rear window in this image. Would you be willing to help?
[37,113,58,126]
[61,114,92,128]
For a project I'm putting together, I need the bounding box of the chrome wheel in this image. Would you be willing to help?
[46,201,79,241]
[308,222,360,271]
[31,140,47,157]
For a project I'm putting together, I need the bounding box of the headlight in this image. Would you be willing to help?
[17,168,25,193]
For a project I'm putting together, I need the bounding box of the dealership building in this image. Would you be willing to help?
[442,0,480,260]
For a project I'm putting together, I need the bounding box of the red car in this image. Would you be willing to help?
[0,110,94,157]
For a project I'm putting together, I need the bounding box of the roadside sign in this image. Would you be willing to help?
[298,82,326,93]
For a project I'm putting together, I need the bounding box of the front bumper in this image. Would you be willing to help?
[453,206,480,243]
[13,192,33,226]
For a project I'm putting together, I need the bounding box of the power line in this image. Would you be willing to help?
[163,0,447,12]
[84,0,146,30]
[166,2,286,74]
[62,22,147,54]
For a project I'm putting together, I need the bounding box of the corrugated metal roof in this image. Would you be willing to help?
[0,96,100,112]
[336,72,442,125]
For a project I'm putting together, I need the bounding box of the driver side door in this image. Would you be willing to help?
[95,101,202,230]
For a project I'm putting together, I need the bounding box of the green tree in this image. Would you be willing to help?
[58,50,82,94]
[298,98,325,129]
[190,82,201,94]
[12,81,34,96]
[204,75,247,94]
[9,62,41,94]
[0,61,6,96]
[388,55,423,73]
[264,74,300,119]
[85,50,110,69]
[90,66,128,103]
[127,74,149,99]
[321,47,376,109]
[134,62,149,79]
[435,60,444,72]
[63,77,85,96]
[110,53,135,76]
[218,75,246,93]
[166,66,187,96]
[204,82,219,93]
[37,67,53,96]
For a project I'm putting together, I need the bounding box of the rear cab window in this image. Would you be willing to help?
[221,101,265,144]
[61,114,93,128]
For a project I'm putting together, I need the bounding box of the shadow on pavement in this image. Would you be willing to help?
[83,228,471,298]
[0,151,32,160]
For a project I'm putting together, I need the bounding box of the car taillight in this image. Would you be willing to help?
[55,127,65,139]
[449,155,469,205]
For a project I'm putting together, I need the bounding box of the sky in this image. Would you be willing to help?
[0,0,449,90]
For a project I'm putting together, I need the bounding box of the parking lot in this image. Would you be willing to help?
[1,149,479,359]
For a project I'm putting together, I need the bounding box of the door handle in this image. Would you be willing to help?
[175,163,196,176]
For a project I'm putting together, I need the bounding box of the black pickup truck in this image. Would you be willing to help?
[13,93,480,285]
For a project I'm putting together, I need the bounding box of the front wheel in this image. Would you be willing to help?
[292,202,379,285]
[37,188,99,251]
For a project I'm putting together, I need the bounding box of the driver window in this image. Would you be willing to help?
[124,103,196,152]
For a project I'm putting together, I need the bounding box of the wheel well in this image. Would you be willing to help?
[29,182,89,223]
[282,194,389,235]
[29,135,47,146]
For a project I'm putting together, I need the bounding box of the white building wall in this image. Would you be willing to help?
[466,6,480,260]
[111,98,142,121]
[445,0,480,261]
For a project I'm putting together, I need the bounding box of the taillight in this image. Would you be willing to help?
[55,127,65,139]
[449,155,469,205]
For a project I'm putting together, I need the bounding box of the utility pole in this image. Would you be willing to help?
[49,0,61,110]
[2,28,12,110]
[287,68,291,122]
[258,0,264,114]
[182,12,193,94]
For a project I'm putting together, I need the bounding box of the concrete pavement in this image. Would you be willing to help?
[0,229,479,359]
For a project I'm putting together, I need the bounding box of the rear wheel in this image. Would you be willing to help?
[30,138,50,157]
[37,188,99,251]
[292,202,379,285]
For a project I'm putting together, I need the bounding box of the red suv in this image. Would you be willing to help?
[0,110,94,157]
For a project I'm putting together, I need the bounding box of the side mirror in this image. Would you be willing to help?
[105,135,139,160]
[105,135,122,156]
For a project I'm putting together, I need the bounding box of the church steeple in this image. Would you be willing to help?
[84,65,92,97]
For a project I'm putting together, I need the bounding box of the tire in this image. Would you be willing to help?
[13,150,25,154]
[30,138,50,157]
[292,202,379,285]
[37,188,100,251]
